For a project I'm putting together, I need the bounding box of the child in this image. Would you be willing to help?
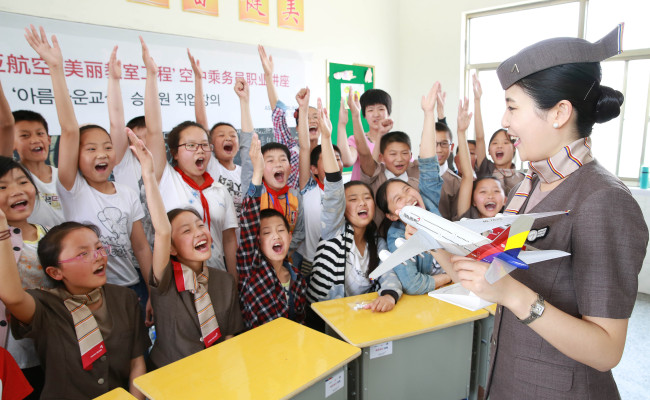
[108,40,162,247]
[26,26,153,321]
[337,88,394,181]
[238,78,305,254]
[258,45,319,190]
[0,157,53,398]
[237,133,307,329]
[473,74,524,195]
[374,83,450,295]
[453,99,506,220]
[189,50,243,219]
[0,80,65,228]
[127,129,243,369]
[308,100,401,311]
[435,122,462,221]
[1,216,148,399]
[454,139,477,177]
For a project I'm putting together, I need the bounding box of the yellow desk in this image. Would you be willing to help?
[470,304,497,400]
[93,388,136,400]
[312,293,488,400]
[134,318,360,400]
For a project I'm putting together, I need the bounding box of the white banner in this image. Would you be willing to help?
[0,11,311,140]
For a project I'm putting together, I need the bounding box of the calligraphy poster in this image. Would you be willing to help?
[127,0,169,8]
[239,0,269,25]
[183,0,219,16]
[277,0,303,31]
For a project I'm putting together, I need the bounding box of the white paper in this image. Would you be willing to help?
[324,370,344,398]
[369,341,393,359]
[428,283,494,311]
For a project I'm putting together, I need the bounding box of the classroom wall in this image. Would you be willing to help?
[0,0,401,114]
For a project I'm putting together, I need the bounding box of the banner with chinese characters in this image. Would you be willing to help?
[183,0,219,16]
[239,0,269,25]
[127,0,169,8]
[0,11,310,147]
[278,0,303,31]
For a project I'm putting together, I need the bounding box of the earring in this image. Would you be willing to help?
[553,122,559,129]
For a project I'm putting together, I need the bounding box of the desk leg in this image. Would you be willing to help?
[355,322,474,400]
[469,314,494,400]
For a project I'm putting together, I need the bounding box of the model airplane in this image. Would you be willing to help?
[369,207,570,284]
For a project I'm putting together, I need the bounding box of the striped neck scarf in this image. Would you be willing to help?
[172,261,221,348]
[505,137,593,215]
[48,287,105,370]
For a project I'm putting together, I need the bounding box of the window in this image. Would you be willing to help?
[464,0,650,182]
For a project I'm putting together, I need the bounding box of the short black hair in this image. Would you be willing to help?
[79,124,111,141]
[435,122,453,142]
[0,156,39,198]
[488,129,514,145]
[12,110,49,134]
[209,122,236,136]
[360,89,392,118]
[38,222,101,269]
[166,121,209,165]
[260,208,290,231]
[456,139,476,155]
[375,178,411,215]
[126,116,146,131]
[309,144,342,168]
[261,142,291,160]
[473,175,504,195]
[379,131,411,154]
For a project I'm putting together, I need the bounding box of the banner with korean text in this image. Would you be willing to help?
[0,11,310,155]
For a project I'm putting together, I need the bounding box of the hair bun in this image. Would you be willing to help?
[594,85,624,124]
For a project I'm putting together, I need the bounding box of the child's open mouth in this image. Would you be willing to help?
[31,146,44,153]
[274,171,285,183]
[95,163,108,172]
[194,240,209,251]
[495,151,504,160]
[223,144,233,153]
[272,242,284,254]
[195,157,205,169]
[484,201,497,211]
[94,265,105,275]
[309,127,318,136]
[411,200,420,208]
[10,200,28,210]
[357,209,368,218]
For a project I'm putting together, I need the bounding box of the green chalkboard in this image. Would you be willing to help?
[327,62,375,171]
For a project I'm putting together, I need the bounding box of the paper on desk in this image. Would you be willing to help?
[428,283,494,311]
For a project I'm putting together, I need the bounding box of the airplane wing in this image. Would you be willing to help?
[455,210,569,235]
[368,229,440,280]
[518,249,570,264]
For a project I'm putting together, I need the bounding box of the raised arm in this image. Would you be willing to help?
[454,98,475,219]
[128,129,170,282]
[188,49,208,131]
[336,98,355,167]
[349,90,376,177]
[436,89,447,123]
[473,74,487,167]
[139,37,166,183]
[107,46,128,164]
[296,88,311,190]
[419,82,441,159]
[236,78,255,198]
[25,26,79,190]
[0,79,15,157]
[258,45,278,110]
[318,98,345,240]
[0,208,36,324]
[371,118,393,162]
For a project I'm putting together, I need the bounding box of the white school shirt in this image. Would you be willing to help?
[206,156,243,219]
[344,239,373,296]
[27,166,65,228]
[57,172,144,286]
[113,150,154,246]
[159,163,238,271]
[297,180,323,263]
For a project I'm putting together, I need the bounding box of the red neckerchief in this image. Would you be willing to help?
[174,166,214,230]
[263,181,290,214]
[313,176,324,191]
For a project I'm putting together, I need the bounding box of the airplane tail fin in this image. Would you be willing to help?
[495,214,535,258]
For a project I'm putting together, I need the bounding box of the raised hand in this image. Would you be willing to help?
[234,77,250,102]
[338,98,349,126]
[187,48,203,80]
[472,73,482,100]
[317,98,332,140]
[24,25,62,68]
[347,87,361,117]
[249,133,264,185]
[421,81,441,113]
[127,128,154,176]
[139,36,158,75]
[108,46,122,80]
[457,97,473,133]
[436,87,447,120]
[257,45,274,76]
[378,118,394,135]
[295,87,310,108]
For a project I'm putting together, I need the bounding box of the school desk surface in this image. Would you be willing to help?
[133,318,360,400]
[485,303,497,315]
[312,293,489,400]
[93,388,137,400]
